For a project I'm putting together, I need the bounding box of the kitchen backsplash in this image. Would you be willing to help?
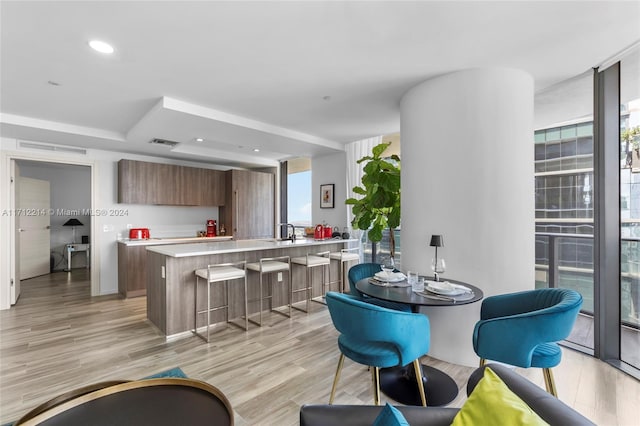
[117,223,218,240]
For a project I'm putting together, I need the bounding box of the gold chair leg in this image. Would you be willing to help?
[479,358,486,367]
[413,359,427,407]
[329,354,345,404]
[372,367,381,406]
[543,368,558,397]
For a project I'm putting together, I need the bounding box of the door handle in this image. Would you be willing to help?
[45,225,51,229]
[18,228,24,232]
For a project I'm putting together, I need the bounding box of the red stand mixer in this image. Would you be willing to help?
[206,219,217,237]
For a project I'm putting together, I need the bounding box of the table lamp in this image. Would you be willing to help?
[63,218,83,243]
[429,235,444,281]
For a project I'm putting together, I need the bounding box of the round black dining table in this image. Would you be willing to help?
[355,276,483,407]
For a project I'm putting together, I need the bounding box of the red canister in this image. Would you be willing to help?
[323,226,332,239]
[206,219,217,237]
[314,224,324,240]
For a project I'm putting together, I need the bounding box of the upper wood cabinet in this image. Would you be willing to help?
[118,160,156,204]
[118,160,225,206]
[219,169,274,239]
[201,168,226,206]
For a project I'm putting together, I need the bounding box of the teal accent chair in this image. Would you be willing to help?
[347,263,411,312]
[472,288,583,397]
[326,292,430,406]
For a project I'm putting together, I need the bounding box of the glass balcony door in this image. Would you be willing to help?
[619,48,640,370]
[534,71,595,351]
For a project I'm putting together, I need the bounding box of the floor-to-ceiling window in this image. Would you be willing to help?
[534,46,640,377]
[619,48,640,370]
[286,157,312,238]
[534,72,595,351]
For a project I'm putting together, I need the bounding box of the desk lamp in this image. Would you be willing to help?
[63,218,83,243]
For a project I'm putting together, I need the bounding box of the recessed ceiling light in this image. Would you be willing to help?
[195,138,204,142]
[253,148,260,152]
[89,40,114,54]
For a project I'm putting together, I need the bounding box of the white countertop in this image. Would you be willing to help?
[118,236,234,247]
[146,237,356,257]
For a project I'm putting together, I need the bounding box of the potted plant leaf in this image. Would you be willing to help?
[345,142,401,261]
[623,126,640,171]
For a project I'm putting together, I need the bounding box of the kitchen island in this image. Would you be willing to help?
[117,236,233,298]
[146,238,357,336]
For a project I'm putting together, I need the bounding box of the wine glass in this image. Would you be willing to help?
[431,258,446,282]
[380,256,396,285]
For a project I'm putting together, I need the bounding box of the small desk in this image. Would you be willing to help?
[65,243,90,271]
[356,277,483,406]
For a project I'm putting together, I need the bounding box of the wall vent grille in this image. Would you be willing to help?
[18,140,87,155]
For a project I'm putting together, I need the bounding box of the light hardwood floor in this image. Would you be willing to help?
[1,270,638,425]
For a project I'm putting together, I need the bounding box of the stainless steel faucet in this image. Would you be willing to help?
[276,223,296,240]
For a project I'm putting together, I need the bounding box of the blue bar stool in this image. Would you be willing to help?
[193,260,248,342]
[246,255,292,326]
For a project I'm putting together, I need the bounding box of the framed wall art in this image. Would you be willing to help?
[320,184,335,209]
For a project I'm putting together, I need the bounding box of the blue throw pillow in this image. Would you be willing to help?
[372,403,410,426]
[142,367,187,379]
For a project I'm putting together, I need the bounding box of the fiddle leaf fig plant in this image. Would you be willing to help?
[623,126,640,151]
[345,142,401,258]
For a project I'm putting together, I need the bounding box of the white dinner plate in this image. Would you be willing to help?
[424,281,471,296]
[374,271,406,282]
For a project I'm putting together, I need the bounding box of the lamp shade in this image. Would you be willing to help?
[429,235,444,247]
[63,218,83,227]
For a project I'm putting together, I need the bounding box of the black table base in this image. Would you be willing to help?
[379,364,458,406]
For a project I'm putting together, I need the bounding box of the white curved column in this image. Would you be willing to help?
[400,68,534,367]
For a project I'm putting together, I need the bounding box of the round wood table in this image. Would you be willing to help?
[356,277,483,406]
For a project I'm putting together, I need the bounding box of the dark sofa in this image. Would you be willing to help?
[300,364,595,426]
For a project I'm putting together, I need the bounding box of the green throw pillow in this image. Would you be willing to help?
[372,403,410,426]
[451,367,549,426]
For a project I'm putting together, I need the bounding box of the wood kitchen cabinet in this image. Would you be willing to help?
[219,169,274,239]
[154,163,178,205]
[117,160,225,206]
[200,168,226,206]
[118,160,156,204]
[118,244,147,298]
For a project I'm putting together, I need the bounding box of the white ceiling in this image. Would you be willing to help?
[1,1,639,168]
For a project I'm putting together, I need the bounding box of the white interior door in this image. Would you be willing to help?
[18,176,51,280]
[11,161,20,304]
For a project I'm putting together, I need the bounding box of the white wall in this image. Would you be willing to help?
[311,152,348,232]
[0,137,229,308]
[400,68,535,366]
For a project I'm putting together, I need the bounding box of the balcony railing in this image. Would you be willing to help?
[362,229,402,267]
[535,232,640,329]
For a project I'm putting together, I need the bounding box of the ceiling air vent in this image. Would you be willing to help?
[149,138,180,148]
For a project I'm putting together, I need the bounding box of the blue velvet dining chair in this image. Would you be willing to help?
[472,288,583,397]
[347,263,411,312]
[325,292,430,406]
